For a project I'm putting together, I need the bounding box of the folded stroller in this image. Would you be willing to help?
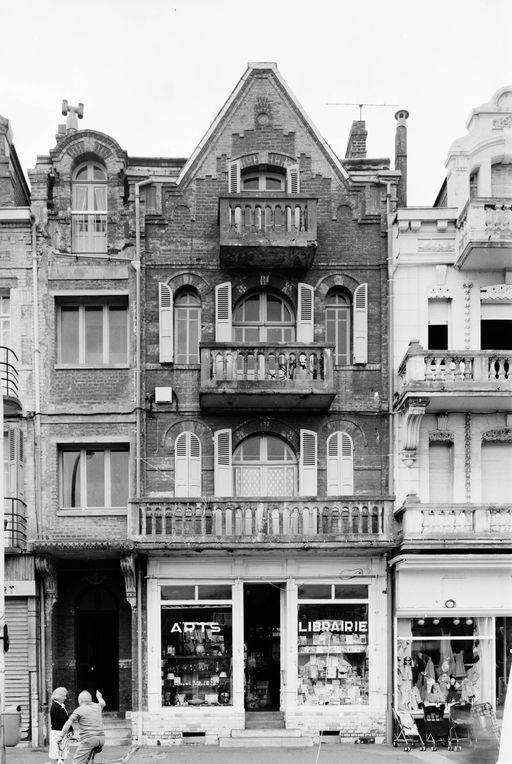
[392,708,426,752]
[423,704,451,751]
[448,702,474,750]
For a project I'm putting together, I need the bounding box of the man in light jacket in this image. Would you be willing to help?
[58,690,106,764]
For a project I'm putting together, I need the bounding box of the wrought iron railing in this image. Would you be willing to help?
[4,497,27,550]
[0,346,19,400]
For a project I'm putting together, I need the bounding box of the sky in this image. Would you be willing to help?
[1,0,511,206]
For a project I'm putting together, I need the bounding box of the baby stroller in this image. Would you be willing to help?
[448,702,474,750]
[471,701,500,743]
[423,704,451,751]
[392,708,426,752]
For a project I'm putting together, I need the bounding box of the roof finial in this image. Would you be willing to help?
[61,100,84,133]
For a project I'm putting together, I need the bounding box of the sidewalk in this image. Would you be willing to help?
[5,740,501,764]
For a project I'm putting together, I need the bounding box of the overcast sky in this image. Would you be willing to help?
[2,0,511,206]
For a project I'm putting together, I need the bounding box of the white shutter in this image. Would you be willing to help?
[481,444,512,503]
[353,283,368,364]
[228,161,241,193]
[340,432,354,495]
[299,429,317,496]
[214,429,232,497]
[297,283,314,343]
[7,429,19,497]
[215,282,232,342]
[175,432,202,498]
[158,282,173,363]
[429,443,453,502]
[287,164,300,194]
[327,432,354,496]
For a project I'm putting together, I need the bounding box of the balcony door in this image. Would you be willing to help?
[233,292,295,343]
[233,435,297,497]
[72,162,107,253]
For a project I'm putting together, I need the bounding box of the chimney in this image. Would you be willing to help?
[395,109,409,207]
[345,120,367,159]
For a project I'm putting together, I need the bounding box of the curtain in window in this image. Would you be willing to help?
[72,185,88,211]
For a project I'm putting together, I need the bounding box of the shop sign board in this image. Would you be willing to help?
[298,619,368,634]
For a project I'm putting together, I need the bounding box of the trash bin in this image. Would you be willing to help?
[3,705,21,746]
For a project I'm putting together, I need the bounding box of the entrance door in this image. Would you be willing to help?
[244,583,281,710]
[75,587,119,708]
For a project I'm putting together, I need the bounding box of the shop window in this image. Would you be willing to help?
[174,432,201,497]
[233,434,297,497]
[72,162,107,253]
[297,586,369,706]
[395,617,493,715]
[160,584,233,707]
[429,442,453,503]
[325,291,351,365]
[60,445,129,508]
[57,298,128,365]
[428,299,451,350]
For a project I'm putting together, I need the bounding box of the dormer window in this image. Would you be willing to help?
[72,162,107,254]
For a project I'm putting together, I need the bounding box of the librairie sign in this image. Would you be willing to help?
[169,621,221,633]
[298,619,368,634]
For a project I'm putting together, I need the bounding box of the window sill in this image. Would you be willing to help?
[173,364,200,370]
[55,364,130,370]
[57,508,128,516]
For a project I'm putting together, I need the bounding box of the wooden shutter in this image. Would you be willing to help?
[481,444,512,503]
[353,283,368,364]
[175,432,202,497]
[299,429,317,496]
[215,282,232,342]
[297,283,314,343]
[228,161,241,193]
[7,429,23,499]
[327,432,354,496]
[158,282,173,363]
[214,429,232,497]
[429,443,453,502]
[287,164,300,194]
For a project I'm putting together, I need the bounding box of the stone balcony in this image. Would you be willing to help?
[395,496,512,549]
[0,346,21,414]
[219,195,317,268]
[200,343,336,410]
[129,497,395,551]
[4,497,27,553]
[457,198,512,270]
[396,342,512,412]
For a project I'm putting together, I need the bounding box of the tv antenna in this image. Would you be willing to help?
[327,103,398,120]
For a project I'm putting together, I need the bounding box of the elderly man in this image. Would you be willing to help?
[58,690,106,764]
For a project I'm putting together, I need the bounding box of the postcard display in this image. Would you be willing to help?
[297,603,369,706]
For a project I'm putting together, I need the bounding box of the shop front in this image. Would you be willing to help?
[143,555,388,744]
[393,555,512,716]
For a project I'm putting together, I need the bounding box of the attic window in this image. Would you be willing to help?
[241,167,285,191]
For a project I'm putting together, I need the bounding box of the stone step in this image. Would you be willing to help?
[232,729,302,738]
[103,725,132,746]
[220,735,314,748]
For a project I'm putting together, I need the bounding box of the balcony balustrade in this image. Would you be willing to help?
[200,343,336,409]
[457,198,512,269]
[396,342,512,412]
[4,497,27,552]
[0,346,21,412]
[396,499,512,547]
[219,196,317,268]
[130,498,394,548]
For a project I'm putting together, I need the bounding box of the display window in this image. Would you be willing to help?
[396,617,494,714]
[160,584,232,707]
[297,584,369,706]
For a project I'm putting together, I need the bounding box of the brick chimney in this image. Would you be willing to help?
[345,120,367,159]
[395,109,409,207]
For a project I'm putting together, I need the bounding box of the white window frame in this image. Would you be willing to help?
[57,301,128,366]
[325,292,351,365]
[174,291,201,365]
[71,162,107,253]
[59,445,129,509]
[233,434,297,497]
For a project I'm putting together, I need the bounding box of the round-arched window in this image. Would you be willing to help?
[233,434,297,497]
[72,162,107,253]
[233,291,295,343]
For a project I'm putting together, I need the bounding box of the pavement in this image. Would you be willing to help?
[4,739,501,764]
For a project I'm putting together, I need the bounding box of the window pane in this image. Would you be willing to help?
[60,307,80,363]
[267,295,282,322]
[110,450,129,507]
[266,177,282,190]
[62,450,81,507]
[298,584,332,599]
[267,436,287,460]
[243,295,260,322]
[161,585,195,600]
[334,585,368,599]
[236,439,260,461]
[84,308,103,364]
[198,585,232,600]
[188,310,199,362]
[75,167,88,181]
[85,450,104,506]
[176,310,188,363]
[242,177,259,190]
[93,165,106,180]
[93,186,107,210]
[109,307,127,363]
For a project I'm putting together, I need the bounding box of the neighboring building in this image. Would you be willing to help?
[24,63,399,746]
[0,114,37,742]
[391,87,512,718]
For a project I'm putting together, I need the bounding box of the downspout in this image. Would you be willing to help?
[31,215,45,744]
[133,179,152,745]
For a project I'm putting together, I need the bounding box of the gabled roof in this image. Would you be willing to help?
[176,62,350,185]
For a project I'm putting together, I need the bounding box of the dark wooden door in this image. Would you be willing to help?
[75,589,119,709]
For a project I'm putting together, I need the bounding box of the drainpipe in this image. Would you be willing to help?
[133,178,152,745]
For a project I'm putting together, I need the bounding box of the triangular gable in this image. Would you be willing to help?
[176,61,350,186]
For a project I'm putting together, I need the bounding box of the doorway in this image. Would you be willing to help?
[244,583,281,711]
[75,587,119,709]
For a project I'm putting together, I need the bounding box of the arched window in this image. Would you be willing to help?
[326,432,354,495]
[174,431,201,497]
[72,162,107,253]
[233,291,295,343]
[174,290,201,364]
[325,291,351,365]
[233,434,297,497]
